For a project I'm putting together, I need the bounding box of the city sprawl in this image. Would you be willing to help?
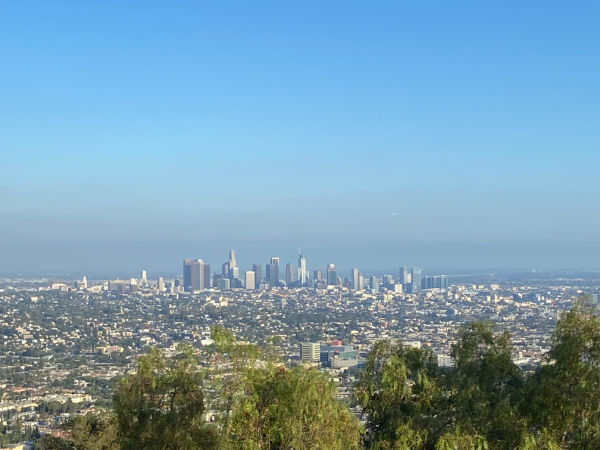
[1,251,599,445]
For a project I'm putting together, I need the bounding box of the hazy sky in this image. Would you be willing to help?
[1,1,599,274]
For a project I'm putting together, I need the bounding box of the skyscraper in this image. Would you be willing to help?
[228,250,237,270]
[326,264,337,286]
[286,263,296,286]
[183,259,205,291]
[370,275,379,293]
[351,268,360,291]
[140,269,148,287]
[227,250,239,280]
[245,271,255,290]
[383,274,394,289]
[252,264,262,285]
[203,264,211,289]
[157,277,165,292]
[411,267,422,293]
[314,270,322,282]
[298,252,307,286]
[267,257,280,285]
[398,266,408,284]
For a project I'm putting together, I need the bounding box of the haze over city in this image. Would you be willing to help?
[2,1,599,273]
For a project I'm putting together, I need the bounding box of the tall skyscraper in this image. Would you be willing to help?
[183,259,205,291]
[314,270,322,282]
[440,275,448,289]
[298,252,307,286]
[285,263,296,286]
[245,271,255,290]
[252,264,262,285]
[203,264,211,289]
[267,257,280,285]
[370,275,379,293]
[228,250,237,270]
[411,267,422,292]
[140,269,148,287]
[326,264,337,286]
[222,262,230,277]
[157,277,165,292]
[383,274,394,289]
[351,268,360,291]
[398,266,408,284]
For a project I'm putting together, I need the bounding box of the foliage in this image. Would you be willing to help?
[225,364,363,449]
[34,435,75,450]
[354,340,443,448]
[66,413,118,450]
[434,426,488,450]
[112,345,218,450]
[520,302,600,448]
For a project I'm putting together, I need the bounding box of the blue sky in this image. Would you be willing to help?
[1,1,599,274]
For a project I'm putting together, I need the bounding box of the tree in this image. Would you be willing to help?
[34,435,74,450]
[520,302,600,448]
[435,426,488,450]
[448,321,524,449]
[354,340,444,448]
[113,345,218,450]
[66,412,118,450]
[225,364,363,449]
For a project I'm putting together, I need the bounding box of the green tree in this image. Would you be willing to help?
[521,302,600,448]
[34,435,74,450]
[449,322,524,449]
[66,412,118,450]
[113,345,218,450]
[225,364,363,449]
[435,426,488,450]
[354,340,444,448]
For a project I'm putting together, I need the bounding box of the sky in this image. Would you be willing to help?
[1,1,599,275]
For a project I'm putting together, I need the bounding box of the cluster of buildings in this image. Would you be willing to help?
[181,250,448,295]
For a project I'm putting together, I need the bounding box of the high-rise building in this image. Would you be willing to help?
[157,277,165,292]
[252,264,262,285]
[285,263,296,286]
[203,264,211,289]
[222,262,230,277]
[314,270,322,282]
[383,274,394,289]
[411,267,422,292]
[351,268,360,291]
[300,342,321,362]
[219,278,230,290]
[298,252,307,286]
[370,276,379,293]
[440,275,448,289]
[183,259,205,291]
[245,271,255,290]
[398,266,408,284]
[358,273,364,291]
[326,264,337,286]
[140,269,148,287]
[228,250,237,270]
[267,257,280,285]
